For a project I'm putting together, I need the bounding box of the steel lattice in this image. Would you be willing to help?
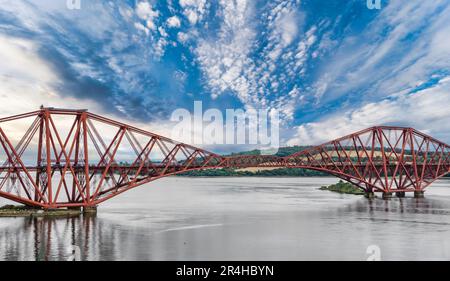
[0,108,449,208]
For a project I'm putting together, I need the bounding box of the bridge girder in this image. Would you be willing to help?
[0,108,448,208]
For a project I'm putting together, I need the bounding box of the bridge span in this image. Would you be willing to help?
[0,108,448,210]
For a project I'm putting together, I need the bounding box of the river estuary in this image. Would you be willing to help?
[0,177,450,261]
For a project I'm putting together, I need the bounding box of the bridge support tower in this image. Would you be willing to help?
[364,192,375,199]
[382,192,392,200]
[83,206,97,215]
[414,191,425,198]
[395,192,406,198]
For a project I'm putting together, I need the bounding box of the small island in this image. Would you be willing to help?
[319,180,365,195]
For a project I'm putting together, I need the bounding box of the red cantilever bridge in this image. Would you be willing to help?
[0,107,449,210]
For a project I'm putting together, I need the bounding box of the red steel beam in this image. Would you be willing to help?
[0,107,448,208]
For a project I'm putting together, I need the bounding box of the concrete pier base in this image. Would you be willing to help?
[414,191,425,198]
[382,192,393,200]
[83,206,97,215]
[395,192,406,198]
[364,192,375,199]
[43,207,82,216]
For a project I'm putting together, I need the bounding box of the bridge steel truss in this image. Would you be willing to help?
[0,108,448,208]
[282,127,450,197]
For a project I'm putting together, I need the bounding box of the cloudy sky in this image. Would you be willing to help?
[0,0,449,152]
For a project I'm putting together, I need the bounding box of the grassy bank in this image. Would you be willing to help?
[319,180,365,195]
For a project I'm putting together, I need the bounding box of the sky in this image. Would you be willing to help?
[0,0,450,153]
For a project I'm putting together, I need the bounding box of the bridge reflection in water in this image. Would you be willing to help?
[0,216,100,261]
[1,193,450,261]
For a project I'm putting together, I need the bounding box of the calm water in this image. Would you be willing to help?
[1,177,450,261]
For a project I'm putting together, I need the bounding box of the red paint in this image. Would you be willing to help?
[0,108,448,209]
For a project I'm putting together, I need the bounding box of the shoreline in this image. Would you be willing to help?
[0,205,83,217]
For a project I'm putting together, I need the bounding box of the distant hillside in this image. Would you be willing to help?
[179,167,327,177]
[179,146,327,177]
[227,145,312,157]
[179,145,450,178]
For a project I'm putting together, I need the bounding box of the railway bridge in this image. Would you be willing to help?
[0,108,448,211]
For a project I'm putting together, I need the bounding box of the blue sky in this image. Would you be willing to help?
[0,0,450,152]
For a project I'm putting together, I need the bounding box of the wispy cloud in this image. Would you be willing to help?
[287,76,450,145]
[179,0,209,25]
[194,0,309,122]
[0,0,187,121]
[282,0,450,144]
[308,1,450,106]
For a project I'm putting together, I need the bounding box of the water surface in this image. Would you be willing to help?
[1,177,450,261]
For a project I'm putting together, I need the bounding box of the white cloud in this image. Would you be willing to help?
[177,32,189,43]
[158,26,168,37]
[309,1,450,105]
[134,22,149,35]
[154,37,169,58]
[0,35,111,144]
[185,10,199,25]
[134,1,159,33]
[146,19,156,31]
[167,16,181,28]
[194,0,307,122]
[135,1,159,21]
[179,0,208,25]
[272,8,300,47]
[131,2,174,59]
[287,77,450,145]
[0,35,56,101]
[195,0,255,102]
